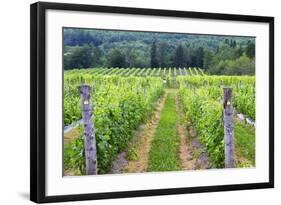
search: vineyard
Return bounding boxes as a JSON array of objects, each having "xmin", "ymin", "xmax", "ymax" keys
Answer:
[
  {"xmin": 65, "ymin": 67, "xmax": 205, "ymax": 77},
  {"xmin": 63, "ymin": 67, "xmax": 255, "ymax": 175}
]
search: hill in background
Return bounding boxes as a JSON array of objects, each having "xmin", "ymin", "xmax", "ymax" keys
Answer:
[{"xmin": 64, "ymin": 28, "xmax": 255, "ymax": 75}]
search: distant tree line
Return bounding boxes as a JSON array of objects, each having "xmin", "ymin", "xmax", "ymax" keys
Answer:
[{"xmin": 64, "ymin": 29, "xmax": 255, "ymax": 75}]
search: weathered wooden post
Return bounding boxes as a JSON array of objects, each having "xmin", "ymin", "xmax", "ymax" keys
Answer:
[
  {"xmin": 223, "ymin": 88, "xmax": 235, "ymax": 168},
  {"xmin": 78, "ymin": 85, "xmax": 97, "ymax": 175},
  {"xmin": 219, "ymin": 80, "xmax": 223, "ymax": 88}
]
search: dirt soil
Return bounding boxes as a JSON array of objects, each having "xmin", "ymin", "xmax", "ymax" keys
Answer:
[
  {"xmin": 111, "ymin": 91, "xmax": 211, "ymax": 174},
  {"xmin": 188, "ymin": 125, "xmax": 211, "ymax": 169},
  {"xmin": 110, "ymin": 93, "xmax": 167, "ymax": 174},
  {"xmin": 64, "ymin": 128, "xmax": 80, "ymax": 145},
  {"xmin": 175, "ymin": 94, "xmax": 211, "ymax": 170},
  {"xmin": 175, "ymin": 95, "xmax": 197, "ymax": 170}
]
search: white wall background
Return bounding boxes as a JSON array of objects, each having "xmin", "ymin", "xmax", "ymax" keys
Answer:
[{"xmin": 0, "ymin": 0, "xmax": 279, "ymax": 204}]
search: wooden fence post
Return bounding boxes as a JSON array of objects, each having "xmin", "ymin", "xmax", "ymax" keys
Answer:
[
  {"xmin": 223, "ymin": 87, "xmax": 235, "ymax": 168},
  {"xmin": 78, "ymin": 85, "xmax": 97, "ymax": 175}
]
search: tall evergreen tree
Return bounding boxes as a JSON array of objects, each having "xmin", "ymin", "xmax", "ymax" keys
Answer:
[
  {"xmin": 235, "ymin": 45, "xmax": 243, "ymax": 58},
  {"xmin": 203, "ymin": 49, "xmax": 214, "ymax": 70},
  {"xmin": 158, "ymin": 42, "xmax": 168, "ymax": 67},
  {"xmin": 174, "ymin": 44, "xmax": 185, "ymax": 67},
  {"xmin": 196, "ymin": 47, "xmax": 204, "ymax": 68},
  {"xmin": 232, "ymin": 40, "xmax": 237, "ymax": 48},
  {"xmin": 184, "ymin": 47, "xmax": 192, "ymax": 67},
  {"xmin": 246, "ymin": 41, "xmax": 255, "ymax": 58},
  {"xmin": 224, "ymin": 38, "xmax": 229, "ymax": 45},
  {"xmin": 150, "ymin": 40, "xmax": 159, "ymax": 67}
]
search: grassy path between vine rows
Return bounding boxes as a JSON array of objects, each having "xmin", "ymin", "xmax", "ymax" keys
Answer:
[
  {"xmin": 234, "ymin": 120, "xmax": 255, "ymax": 167},
  {"xmin": 147, "ymin": 89, "xmax": 211, "ymax": 172},
  {"xmin": 147, "ymin": 90, "xmax": 181, "ymax": 171},
  {"xmin": 110, "ymin": 92, "xmax": 167, "ymax": 173},
  {"xmin": 175, "ymin": 94, "xmax": 200, "ymax": 170}
]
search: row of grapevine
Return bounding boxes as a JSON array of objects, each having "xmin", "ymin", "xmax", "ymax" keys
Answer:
[
  {"xmin": 178, "ymin": 75, "xmax": 255, "ymax": 167},
  {"xmin": 177, "ymin": 76, "xmax": 255, "ymax": 120},
  {"xmin": 64, "ymin": 68, "xmax": 255, "ymax": 173},
  {"xmin": 177, "ymin": 75, "xmax": 255, "ymax": 87},
  {"xmin": 178, "ymin": 87, "xmax": 224, "ymax": 167},
  {"xmin": 65, "ymin": 67, "xmax": 204, "ymax": 78},
  {"xmin": 64, "ymin": 74, "xmax": 164, "ymax": 174}
]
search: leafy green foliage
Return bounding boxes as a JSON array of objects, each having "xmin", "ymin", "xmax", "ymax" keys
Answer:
[
  {"xmin": 126, "ymin": 147, "xmax": 139, "ymax": 161},
  {"xmin": 64, "ymin": 44, "xmax": 94, "ymax": 70},
  {"xmin": 209, "ymin": 54, "xmax": 255, "ymax": 75},
  {"xmin": 150, "ymin": 40, "xmax": 159, "ymax": 67},
  {"xmin": 177, "ymin": 75, "xmax": 255, "ymax": 120},
  {"xmin": 179, "ymin": 88, "xmax": 224, "ymax": 167},
  {"xmin": 107, "ymin": 49, "xmax": 127, "ymax": 68},
  {"xmin": 233, "ymin": 85, "xmax": 255, "ymax": 120},
  {"xmin": 64, "ymin": 126, "xmax": 85, "ymax": 175},
  {"xmin": 64, "ymin": 92, "xmax": 81, "ymax": 125},
  {"xmin": 246, "ymin": 41, "xmax": 255, "ymax": 58},
  {"xmin": 64, "ymin": 74, "xmax": 164, "ymax": 174},
  {"xmin": 234, "ymin": 120, "xmax": 255, "ymax": 167},
  {"xmin": 178, "ymin": 75, "xmax": 256, "ymax": 167},
  {"xmin": 174, "ymin": 44, "xmax": 185, "ymax": 67},
  {"xmin": 64, "ymin": 68, "xmax": 256, "ymax": 174}
]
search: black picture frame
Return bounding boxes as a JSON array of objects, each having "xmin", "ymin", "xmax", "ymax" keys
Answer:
[{"xmin": 30, "ymin": 1, "xmax": 274, "ymax": 203}]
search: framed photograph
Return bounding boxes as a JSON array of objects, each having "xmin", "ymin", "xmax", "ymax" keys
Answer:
[{"xmin": 30, "ymin": 1, "xmax": 274, "ymax": 203}]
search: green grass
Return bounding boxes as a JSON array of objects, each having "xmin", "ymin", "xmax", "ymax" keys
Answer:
[
  {"xmin": 234, "ymin": 119, "xmax": 255, "ymax": 167},
  {"xmin": 148, "ymin": 92, "xmax": 181, "ymax": 171}
]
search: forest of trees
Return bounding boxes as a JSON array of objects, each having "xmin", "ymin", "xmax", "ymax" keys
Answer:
[{"xmin": 64, "ymin": 28, "xmax": 255, "ymax": 75}]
